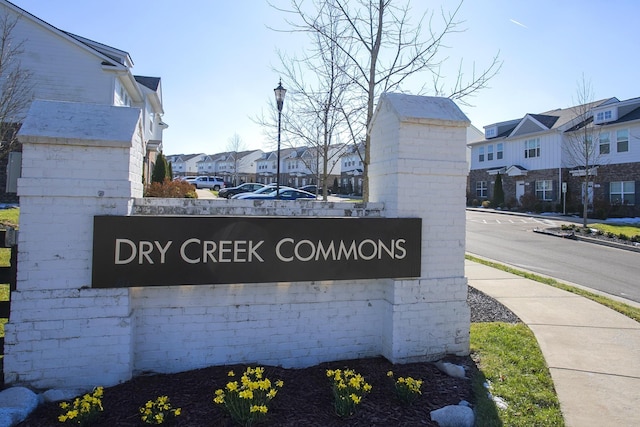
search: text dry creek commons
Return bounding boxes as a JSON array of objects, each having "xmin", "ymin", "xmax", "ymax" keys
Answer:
[{"xmin": 114, "ymin": 238, "xmax": 409, "ymax": 265}]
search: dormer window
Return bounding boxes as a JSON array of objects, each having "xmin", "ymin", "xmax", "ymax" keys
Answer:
[
  {"xmin": 594, "ymin": 108, "xmax": 617, "ymax": 124},
  {"xmin": 485, "ymin": 126, "xmax": 497, "ymax": 138}
]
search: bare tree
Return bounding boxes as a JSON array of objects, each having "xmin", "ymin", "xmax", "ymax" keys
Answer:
[
  {"xmin": 226, "ymin": 133, "xmax": 246, "ymax": 186},
  {"xmin": 563, "ymin": 76, "xmax": 606, "ymax": 227},
  {"xmin": 271, "ymin": 0, "xmax": 501, "ymax": 200},
  {"xmin": 0, "ymin": 13, "xmax": 33, "ymax": 159},
  {"xmin": 271, "ymin": 0, "xmax": 356, "ymax": 200}
]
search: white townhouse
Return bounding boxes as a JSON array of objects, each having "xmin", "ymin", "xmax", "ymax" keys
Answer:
[
  {"xmin": 282, "ymin": 147, "xmax": 311, "ymax": 188},
  {"xmin": 196, "ymin": 154, "xmax": 219, "ymax": 176},
  {"xmin": 231, "ymin": 150, "xmax": 263, "ymax": 185},
  {"xmin": 0, "ymin": 0, "xmax": 167, "ymax": 193},
  {"xmin": 255, "ymin": 146, "xmax": 342, "ymax": 189},
  {"xmin": 339, "ymin": 143, "xmax": 365, "ymax": 195},
  {"xmin": 297, "ymin": 144, "xmax": 344, "ymax": 189},
  {"xmin": 167, "ymin": 153, "xmax": 205, "ymax": 177},
  {"xmin": 468, "ymin": 96, "xmax": 640, "ymax": 217},
  {"xmin": 197, "ymin": 150, "xmax": 262, "ymax": 185},
  {"xmin": 255, "ymin": 148, "xmax": 296, "ymax": 185}
]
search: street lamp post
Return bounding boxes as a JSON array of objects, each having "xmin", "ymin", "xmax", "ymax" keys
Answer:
[{"xmin": 274, "ymin": 80, "xmax": 286, "ymax": 199}]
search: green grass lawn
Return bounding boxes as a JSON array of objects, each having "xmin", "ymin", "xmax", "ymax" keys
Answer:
[
  {"xmin": 471, "ymin": 323, "xmax": 564, "ymax": 426},
  {"xmin": 590, "ymin": 223, "xmax": 640, "ymax": 239},
  {"xmin": 0, "ymin": 207, "xmax": 19, "ymax": 229}
]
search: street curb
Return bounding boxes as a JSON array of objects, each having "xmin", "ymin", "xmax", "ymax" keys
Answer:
[
  {"xmin": 532, "ymin": 228, "xmax": 640, "ymax": 253},
  {"xmin": 467, "ymin": 207, "xmax": 640, "ymax": 253}
]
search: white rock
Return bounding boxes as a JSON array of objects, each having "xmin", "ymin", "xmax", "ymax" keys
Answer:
[
  {"xmin": 435, "ymin": 360, "xmax": 467, "ymax": 379},
  {"xmin": 0, "ymin": 387, "xmax": 39, "ymax": 426},
  {"xmin": 430, "ymin": 404, "xmax": 475, "ymax": 427},
  {"xmin": 492, "ymin": 395, "xmax": 509, "ymax": 410}
]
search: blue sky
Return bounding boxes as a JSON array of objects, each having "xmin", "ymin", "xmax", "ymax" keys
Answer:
[{"xmin": 10, "ymin": 0, "xmax": 640, "ymax": 156}]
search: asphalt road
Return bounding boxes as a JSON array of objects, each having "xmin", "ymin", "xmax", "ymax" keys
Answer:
[{"xmin": 466, "ymin": 210, "xmax": 640, "ymax": 303}]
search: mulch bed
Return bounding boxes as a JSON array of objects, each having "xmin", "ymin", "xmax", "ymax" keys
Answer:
[{"xmin": 17, "ymin": 355, "xmax": 475, "ymax": 426}]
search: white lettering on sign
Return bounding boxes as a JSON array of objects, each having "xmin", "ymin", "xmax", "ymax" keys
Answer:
[
  {"xmin": 115, "ymin": 239, "xmax": 173, "ymax": 264},
  {"xmin": 179, "ymin": 239, "xmax": 265, "ymax": 264},
  {"xmin": 275, "ymin": 238, "xmax": 407, "ymax": 262}
]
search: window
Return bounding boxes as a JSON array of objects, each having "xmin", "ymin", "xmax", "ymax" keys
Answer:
[
  {"xmin": 478, "ymin": 147, "xmax": 485, "ymax": 162},
  {"xmin": 599, "ymin": 132, "xmax": 610, "ymax": 154},
  {"xmin": 596, "ymin": 110, "xmax": 612, "ymax": 122},
  {"xmin": 616, "ymin": 129, "xmax": 629, "ymax": 152},
  {"xmin": 524, "ymin": 138, "xmax": 540, "ymax": 158},
  {"xmin": 610, "ymin": 181, "xmax": 635, "ymax": 205},
  {"xmin": 485, "ymin": 127, "xmax": 497, "ymax": 138},
  {"xmin": 497, "ymin": 143, "xmax": 503, "ymax": 160},
  {"xmin": 476, "ymin": 181, "xmax": 487, "ymax": 198},
  {"xmin": 487, "ymin": 145, "xmax": 494, "ymax": 161},
  {"xmin": 535, "ymin": 180, "xmax": 553, "ymax": 201}
]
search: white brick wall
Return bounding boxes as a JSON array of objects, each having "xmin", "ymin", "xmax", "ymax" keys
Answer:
[
  {"xmin": 130, "ymin": 280, "xmax": 386, "ymax": 373},
  {"xmin": 370, "ymin": 94, "xmax": 471, "ymax": 361},
  {"xmin": 4, "ymin": 101, "xmax": 143, "ymax": 389},
  {"xmin": 5, "ymin": 95, "xmax": 471, "ymax": 390}
]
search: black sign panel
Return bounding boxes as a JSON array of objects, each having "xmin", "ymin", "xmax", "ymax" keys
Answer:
[{"xmin": 92, "ymin": 216, "xmax": 422, "ymax": 288}]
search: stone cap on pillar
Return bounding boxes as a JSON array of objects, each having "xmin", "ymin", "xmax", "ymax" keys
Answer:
[
  {"xmin": 18, "ymin": 100, "xmax": 142, "ymax": 147},
  {"xmin": 370, "ymin": 93, "xmax": 470, "ymax": 130}
]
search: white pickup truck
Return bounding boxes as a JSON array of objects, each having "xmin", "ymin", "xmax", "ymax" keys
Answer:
[{"xmin": 186, "ymin": 176, "xmax": 225, "ymax": 190}]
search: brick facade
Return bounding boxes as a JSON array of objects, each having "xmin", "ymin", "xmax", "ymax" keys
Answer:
[{"xmin": 469, "ymin": 163, "xmax": 640, "ymax": 217}]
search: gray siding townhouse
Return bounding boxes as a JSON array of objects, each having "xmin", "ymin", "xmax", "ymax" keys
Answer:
[
  {"xmin": 468, "ymin": 96, "xmax": 640, "ymax": 217},
  {"xmin": 0, "ymin": 0, "xmax": 167, "ymax": 201}
]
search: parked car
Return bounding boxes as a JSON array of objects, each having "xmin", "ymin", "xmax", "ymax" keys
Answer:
[
  {"xmin": 232, "ymin": 184, "xmax": 283, "ymax": 199},
  {"xmin": 298, "ymin": 184, "xmax": 331, "ymax": 196},
  {"xmin": 192, "ymin": 176, "xmax": 225, "ymax": 190},
  {"xmin": 218, "ymin": 182, "xmax": 265, "ymax": 198},
  {"xmin": 239, "ymin": 188, "xmax": 317, "ymax": 200}
]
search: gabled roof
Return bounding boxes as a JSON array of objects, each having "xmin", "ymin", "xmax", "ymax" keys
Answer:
[
  {"xmin": 617, "ymin": 106, "xmax": 640, "ymax": 123},
  {"xmin": 64, "ymin": 32, "xmax": 132, "ymax": 68},
  {"xmin": 473, "ymin": 99, "xmax": 616, "ymax": 146},
  {"xmin": 171, "ymin": 153, "xmax": 204, "ymax": 162},
  {"xmin": 135, "ymin": 76, "xmax": 160, "ymax": 91},
  {"xmin": 529, "ymin": 114, "xmax": 559, "ymax": 129},
  {"xmin": 2, "ymin": 0, "xmax": 146, "ymax": 103},
  {"xmin": 3, "ymin": 1, "xmax": 130, "ymax": 69}
]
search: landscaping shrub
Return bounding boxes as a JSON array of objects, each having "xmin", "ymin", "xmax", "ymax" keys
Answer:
[{"xmin": 144, "ymin": 179, "xmax": 197, "ymax": 198}]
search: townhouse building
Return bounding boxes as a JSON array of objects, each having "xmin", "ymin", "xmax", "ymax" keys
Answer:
[
  {"xmin": 339, "ymin": 143, "xmax": 364, "ymax": 195},
  {"xmin": 0, "ymin": 1, "xmax": 167, "ymax": 200},
  {"xmin": 167, "ymin": 153, "xmax": 205, "ymax": 177},
  {"xmin": 255, "ymin": 148, "xmax": 295, "ymax": 185},
  {"xmin": 195, "ymin": 150, "xmax": 263, "ymax": 185},
  {"xmin": 468, "ymin": 96, "xmax": 640, "ymax": 217}
]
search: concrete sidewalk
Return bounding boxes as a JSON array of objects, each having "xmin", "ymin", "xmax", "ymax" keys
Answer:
[{"xmin": 466, "ymin": 259, "xmax": 640, "ymax": 426}]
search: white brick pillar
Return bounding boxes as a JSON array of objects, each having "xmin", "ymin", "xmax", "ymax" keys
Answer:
[
  {"xmin": 368, "ymin": 93, "xmax": 470, "ymax": 362},
  {"xmin": 4, "ymin": 100, "xmax": 144, "ymax": 389}
]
